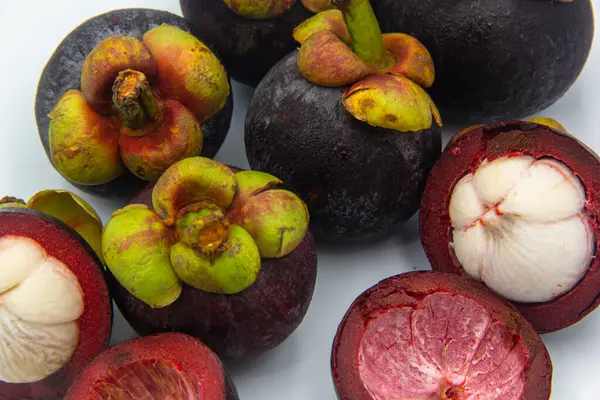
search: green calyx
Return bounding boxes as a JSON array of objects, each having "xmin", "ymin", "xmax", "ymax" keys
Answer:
[
  {"xmin": 294, "ymin": 0, "xmax": 440, "ymax": 132},
  {"xmin": 102, "ymin": 157, "xmax": 310, "ymax": 307}
]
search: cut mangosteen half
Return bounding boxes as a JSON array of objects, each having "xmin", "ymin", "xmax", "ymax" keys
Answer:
[
  {"xmin": 103, "ymin": 157, "xmax": 318, "ymax": 358},
  {"xmin": 421, "ymin": 120, "xmax": 600, "ymax": 333},
  {"xmin": 35, "ymin": 8, "xmax": 234, "ymax": 198},
  {"xmin": 65, "ymin": 332, "xmax": 238, "ymax": 399},
  {"xmin": 332, "ymin": 271, "xmax": 552, "ymax": 400},
  {"xmin": 245, "ymin": 0, "xmax": 442, "ymax": 242},
  {"xmin": 0, "ymin": 192, "xmax": 111, "ymax": 399}
]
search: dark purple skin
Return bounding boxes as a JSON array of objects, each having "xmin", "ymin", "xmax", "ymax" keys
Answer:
[
  {"xmin": 371, "ymin": 0, "xmax": 594, "ymax": 123},
  {"xmin": 35, "ymin": 9, "xmax": 233, "ymax": 199},
  {"xmin": 179, "ymin": 0, "xmax": 312, "ymax": 87},
  {"xmin": 108, "ymin": 181, "xmax": 319, "ymax": 360},
  {"xmin": 245, "ymin": 53, "xmax": 442, "ymax": 243}
]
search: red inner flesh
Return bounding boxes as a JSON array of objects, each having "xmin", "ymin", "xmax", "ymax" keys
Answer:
[
  {"xmin": 359, "ymin": 293, "xmax": 527, "ymax": 400},
  {"xmin": 90, "ymin": 359, "xmax": 201, "ymax": 400},
  {"xmin": 65, "ymin": 333, "xmax": 227, "ymax": 400},
  {"xmin": 0, "ymin": 210, "xmax": 111, "ymax": 399},
  {"xmin": 420, "ymin": 122, "xmax": 600, "ymax": 333}
]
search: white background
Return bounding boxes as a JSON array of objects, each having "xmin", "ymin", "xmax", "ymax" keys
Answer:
[{"xmin": 1, "ymin": 0, "xmax": 599, "ymax": 399}]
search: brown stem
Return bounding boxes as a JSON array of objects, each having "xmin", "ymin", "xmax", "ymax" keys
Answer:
[{"xmin": 112, "ymin": 69, "xmax": 158, "ymax": 130}]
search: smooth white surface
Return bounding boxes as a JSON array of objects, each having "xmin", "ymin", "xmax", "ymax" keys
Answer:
[{"xmin": 0, "ymin": 0, "xmax": 599, "ymax": 398}]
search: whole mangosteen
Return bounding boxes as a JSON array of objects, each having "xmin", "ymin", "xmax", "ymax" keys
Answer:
[
  {"xmin": 65, "ymin": 333, "xmax": 238, "ymax": 399},
  {"xmin": 102, "ymin": 157, "xmax": 318, "ymax": 359},
  {"xmin": 180, "ymin": 0, "xmax": 335, "ymax": 87},
  {"xmin": 35, "ymin": 9, "xmax": 234, "ymax": 199},
  {"xmin": 370, "ymin": 0, "xmax": 594, "ymax": 123},
  {"xmin": 332, "ymin": 271, "xmax": 552, "ymax": 400},
  {"xmin": 421, "ymin": 119, "xmax": 600, "ymax": 333},
  {"xmin": 0, "ymin": 191, "xmax": 111, "ymax": 399},
  {"xmin": 245, "ymin": 0, "xmax": 442, "ymax": 242}
]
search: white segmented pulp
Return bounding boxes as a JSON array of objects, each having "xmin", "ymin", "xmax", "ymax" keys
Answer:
[
  {"xmin": 449, "ymin": 156, "xmax": 594, "ymax": 303},
  {"xmin": 0, "ymin": 236, "xmax": 83, "ymax": 383}
]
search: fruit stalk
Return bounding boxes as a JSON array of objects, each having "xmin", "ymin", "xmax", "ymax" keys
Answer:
[
  {"xmin": 112, "ymin": 69, "xmax": 158, "ymax": 130},
  {"xmin": 331, "ymin": 0, "xmax": 391, "ymax": 69}
]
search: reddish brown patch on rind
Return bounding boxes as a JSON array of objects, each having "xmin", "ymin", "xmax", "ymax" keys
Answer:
[
  {"xmin": 81, "ymin": 36, "xmax": 156, "ymax": 114},
  {"xmin": 420, "ymin": 121, "xmax": 600, "ymax": 333},
  {"xmin": 65, "ymin": 333, "xmax": 237, "ymax": 400},
  {"xmin": 0, "ymin": 209, "xmax": 111, "ymax": 400},
  {"xmin": 297, "ymin": 31, "xmax": 372, "ymax": 87},
  {"xmin": 331, "ymin": 271, "xmax": 552, "ymax": 400}
]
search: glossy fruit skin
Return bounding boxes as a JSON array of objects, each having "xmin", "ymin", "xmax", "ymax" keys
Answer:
[
  {"xmin": 245, "ymin": 53, "xmax": 442, "ymax": 243},
  {"xmin": 180, "ymin": 0, "xmax": 312, "ymax": 87},
  {"xmin": 420, "ymin": 121, "xmax": 600, "ymax": 333},
  {"xmin": 65, "ymin": 333, "xmax": 238, "ymax": 400},
  {"xmin": 0, "ymin": 208, "xmax": 112, "ymax": 400},
  {"xmin": 332, "ymin": 271, "xmax": 552, "ymax": 400},
  {"xmin": 371, "ymin": 0, "xmax": 594, "ymax": 123},
  {"xmin": 108, "ymin": 175, "xmax": 318, "ymax": 359},
  {"xmin": 35, "ymin": 9, "xmax": 233, "ymax": 199}
]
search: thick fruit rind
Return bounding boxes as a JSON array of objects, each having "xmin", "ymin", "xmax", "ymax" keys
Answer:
[
  {"xmin": 65, "ymin": 333, "xmax": 238, "ymax": 400},
  {"xmin": 0, "ymin": 208, "xmax": 111, "ymax": 400},
  {"xmin": 331, "ymin": 271, "xmax": 552, "ymax": 400},
  {"xmin": 35, "ymin": 8, "xmax": 233, "ymax": 198},
  {"xmin": 420, "ymin": 121, "xmax": 600, "ymax": 333}
]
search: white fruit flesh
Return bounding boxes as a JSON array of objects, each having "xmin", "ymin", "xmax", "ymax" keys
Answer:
[
  {"xmin": 0, "ymin": 236, "xmax": 84, "ymax": 383},
  {"xmin": 358, "ymin": 293, "xmax": 527, "ymax": 400},
  {"xmin": 449, "ymin": 156, "xmax": 594, "ymax": 303}
]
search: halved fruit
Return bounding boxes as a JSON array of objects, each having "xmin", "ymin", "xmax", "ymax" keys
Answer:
[
  {"xmin": 332, "ymin": 271, "xmax": 552, "ymax": 400},
  {"xmin": 0, "ymin": 207, "xmax": 111, "ymax": 399},
  {"xmin": 65, "ymin": 333, "xmax": 238, "ymax": 399}
]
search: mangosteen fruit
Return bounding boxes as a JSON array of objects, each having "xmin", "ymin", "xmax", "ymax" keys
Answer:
[
  {"xmin": 0, "ymin": 191, "xmax": 111, "ymax": 399},
  {"xmin": 180, "ymin": 0, "xmax": 335, "ymax": 87},
  {"xmin": 420, "ymin": 119, "xmax": 600, "ymax": 333},
  {"xmin": 370, "ymin": 0, "xmax": 594, "ymax": 123},
  {"xmin": 65, "ymin": 333, "xmax": 238, "ymax": 399},
  {"xmin": 35, "ymin": 9, "xmax": 233, "ymax": 199},
  {"xmin": 102, "ymin": 157, "xmax": 318, "ymax": 359},
  {"xmin": 332, "ymin": 271, "xmax": 552, "ymax": 400},
  {"xmin": 245, "ymin": 0, "xmax": 442, "ymax": 242}
]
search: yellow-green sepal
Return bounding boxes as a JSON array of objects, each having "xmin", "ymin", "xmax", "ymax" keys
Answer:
[
  {"xmin": 102, "ymin": 204, "xmax": 181, "ymax": 308},
  {"xmin": 27, "ymin": 190, "xmax": 104, "ymax": 263},
  {"xmin": 170, "ymin": 225, "xmax": 261, "ymax": 294},
  {"xmin": 230, "ymin": 189, "xmax": 309, "ymax": 258}
]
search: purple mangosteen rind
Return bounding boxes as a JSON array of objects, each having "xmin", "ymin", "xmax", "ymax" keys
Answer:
[
  {"xmin": 331, "ymin": 271, "xmax": 552, "ymax": 400},
  {"xmin": 0, "ymin": 207, "xmax": 112, "ymax": 400},
  {"xmin": 35, "ymin": 8, "xmax": 233, "ymax": 199},
  {"xmin": 180, "ymin": 0, "xmax": 313, "ymax": 87},
  {"xmin": 245, "ymin": 52, "xmax": 442, "ymax": 242},
  {"xmin": 420, "ymin": 120, "xmax": 600, "ymax": 333},
  {"xmin": 106, "ymin": 164, "xmax": 318, "ymax": 359}
]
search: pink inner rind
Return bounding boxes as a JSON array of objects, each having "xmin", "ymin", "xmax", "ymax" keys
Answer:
[
  {"xmin": 358, "ymin": 293, "xmax": 527, "ymax": 400},
  {"xmin": 90, "ymin": 359, "xmax": 202, "ymax": 400}
]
